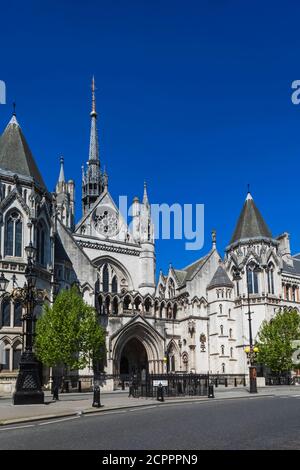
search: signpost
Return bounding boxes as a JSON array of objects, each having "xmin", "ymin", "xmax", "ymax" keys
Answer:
[{"xmin": 153, "ymin": 380, "xmax": 168, "ymax": 387}]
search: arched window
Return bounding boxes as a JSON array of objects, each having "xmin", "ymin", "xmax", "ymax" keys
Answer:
[
  {"xmin": 221, "ymin": 345, "xmax": 225, "ymax": 355},
  {"xmin": 228, "ymin": 308, "xmax": 231, "ymax": 318},
  {"xmin": 229, "ymin": 328, "xmax": 233, "ymax": 339},
  {"xmin": 230, "ymin": 347, "xmax": 233, "ymax": 358},
  {"xmin": 173, "ymin": 303, "xmax": 178, "ymax": 320},
  {"xmin": 105, "ymin": 296, "xmax": 110, "ymax": 314},
  {"xmin": 103, "ymin": 264, "xmax": 109, "ymax": 293},
  {"xmin": 219, "ymin": 304, "xmax": 223, "ymax": 314},
  {"xmin": 13, "ymin": 302, "xmax": 22, "ymax": 327},
  {"xmin": 222, "ymin": 363, "xmax": 225, "ymax": 373},
  {"xmin": 112, "ymin": 297, "xmax": 118, "ymax": 315},
  {"xmin": 182, "ymin": 352, "xmax": 189, "ymax": 372},
  {"xmin": 37, "ymin": 221, "xmax": 47, "ymax": 266},
  {"xmin": 2, "ymin": 344, "xmax": 10, "ymax": 370},
  {"xmin": 98, "ymin": 296, "xmax": 103, "ymax": 315},
  {"xmin": 247, "ymin": 262, "xmax": 259, "ymax": 294},
  {"xmin": 5, "ymin": 211, "xmax": 22, "ymax": 257},
  {"xmin": 1, "ymin": 300, "xmax": 10, "ymax": 327},
  {"xmin": 134, "ymin": 297, "xmax": 142, "ymax": 312},
  {"xmin": 220, "ymin": 325, "xmax": 224, "ymax": 335},
  {"xmin": 159, "ymin": 284, "xmax": 164, "ymax": 298},
  {"xmin": 111, "ymin": 275, "xmax": 118, "ymax": 294},
  {"xmin": 145, "ymin": 298, "xmax": 151, "ymax": 314},
  {"xmin": 267, "ymin": 263, "xmax": 275, "ymax": 295},
  {"xmin": 167, "ymin": 344, "xmax": 176, "ymax": 372},
  {"xmin": 159, "ymin": 303, "xmax": 164, "ymax": 318},
  {"xmin": 168, "ymin": 279, "xmax": 175, "ymax": 298},
  {"xmin": 232, "ymin": 267, "xmax": 240, "ymax": 296},
  {"xmin": 13, "ymin": 341, "xmax": 22, "ymax": 370},
  {"xmin": 123, "ymin": 295, "xmax": 131, "ymax": 311}
]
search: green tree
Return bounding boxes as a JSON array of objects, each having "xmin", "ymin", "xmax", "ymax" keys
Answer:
[
  {"xmin": 256, "ymin": 308, "xmax": 300, "ymax": 374},
  {"xmin": 35, "ymin": 286, "xmax": 105, "ymax": 371}
]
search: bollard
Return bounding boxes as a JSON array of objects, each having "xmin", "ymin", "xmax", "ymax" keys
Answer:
[
  {"xmin": 52, "ymin": 381, "xmax": 59, "ymax": 401},
  {"xmin": 234, "ymin": 378, "xmax": 237, "ymax": 387},
  {"xmin": 208, "ymin": 384, "xmax": 214, "ymax": 398},
  {"xmin": 78, "ymin": 380, "xmax": 82, "ymax": 393},
  {"xmin": 225, "ymin": 378, "xmax": 228, "ymax": 387},
  {"xmin": 92, "ymin": 385, "xmax": 101, "ymax": 407},
  {"xmin": 64, "ymin": 380, "xmax": 69, "ymax": 393}
]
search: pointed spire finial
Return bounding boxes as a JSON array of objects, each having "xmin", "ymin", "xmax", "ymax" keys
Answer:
[
  {"xmin": 143, "ymin": 181, "xmax": 149, "ymax": 205},
  {"xmin": 247, "ymin": 183, "xmax": 250, "ymax": 194},
  {"xmin": 103, "ymin": 165, "xmax": 108, "ymax": 189},
  {"xmin": 91, "ymin": 76, "xmax": 97, "ymax": 118},
  {"xmin": 13, "ymin": 102, "xmax": 16, "ymax": 116},
  {"xmin": 212, "ymin": 229, "xmax": 216, "ymax": 249},
  {"xmin": 58, "ymin": 156, "xmax": 65, "ymax": 183}
]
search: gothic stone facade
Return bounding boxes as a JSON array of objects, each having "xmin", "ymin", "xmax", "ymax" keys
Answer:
[{"xmin": 0, "ymin": 86, "xmax": 299, "ymax": 392}]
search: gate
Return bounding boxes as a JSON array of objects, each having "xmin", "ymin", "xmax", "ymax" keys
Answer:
[{"xmin": 134, "ymin": 373, "xmax": 209, "ymax": 398}]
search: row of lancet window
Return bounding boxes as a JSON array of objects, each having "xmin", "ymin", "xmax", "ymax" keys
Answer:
[
  {"xmin": 232, "ymin": 262, "xmax": 275, "ymax": 296},
  {"xmin": 0, "ymin": 339, "xmax": 22, "ymax": 371},
  {"xmin": 220, "ymin": 345, "xmax": 234, "ymax": 358},
  {"xmin": 282, "ymin": 283, "xmax": 300, "ymax": 302},
  {"xmin": 99, "ymin": 295, "xmax": 178, "ymax": 319},
  {"xmin": 3, "ymin": 210, "xmax": 48, "ymax": 266},
  {"xmin": 0, "ymin": 300, "xmax": 22, "ymax": 328},
  {"xmin": 1, "ymin": 185, "xmax": 28, "ymax": 203},
  {"xmin": 220, "ymin": 325, "xmax": 233, "ymax": 338}
]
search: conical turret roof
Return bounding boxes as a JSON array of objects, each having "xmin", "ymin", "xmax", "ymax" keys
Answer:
[
  {"xmin": 207, "ymin": 265, "xmax": 233, "ymax": 290},
  {"xmin": 0, "ymin": 115, "xmax": 46, "ymax": 189},
  {"xmin": 230, "ymin": 193, "xmax": 272, "ymax": 245}
]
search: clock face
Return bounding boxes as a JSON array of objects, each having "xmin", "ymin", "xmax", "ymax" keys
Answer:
[{"xmin": 93, "ymin": 206, "xmax": 119, "ymax": 237}]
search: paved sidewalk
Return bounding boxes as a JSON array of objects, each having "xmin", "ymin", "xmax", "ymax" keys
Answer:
[{"xmin": 0, "ymin": 386, "xmax": 299, "ymax": 426}]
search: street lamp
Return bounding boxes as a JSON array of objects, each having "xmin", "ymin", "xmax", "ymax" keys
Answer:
[
  {"xmin": 233, "ymin": 266, "xmax": 258, "ymax": 394},
  {"xmin": 11, "ymin": 243, "xmax": 47, "ymax": 405},
  {"xmin": 0, "ymin": 272, "xmax": 9, "ymax": 293}
]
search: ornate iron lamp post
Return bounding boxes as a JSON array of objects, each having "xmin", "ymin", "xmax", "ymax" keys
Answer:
[
  {"xmin": 233, "ymin": 266, "xmax": 258, "ymax": 394},
  {"xmin": 11, "ymin": 242, "xmax": 47, "ymax": 405}
]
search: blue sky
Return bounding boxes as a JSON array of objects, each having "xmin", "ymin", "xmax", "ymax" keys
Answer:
[{"xmin": 1, "ymin": 1, "xmax": 300, "ymax": 273}]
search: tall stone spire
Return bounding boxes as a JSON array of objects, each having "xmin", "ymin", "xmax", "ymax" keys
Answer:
[
  {"xmin": 82, "ymin": 77, "xmax": 103, "ymax": 215},
  {"xmin": 88, "ymin": 76, "xmax": 100, "ymax": 167},
  {"xmin": 58, "ymin": 156, "xmax": 65, "ymax": 183},
  {"xmin": 143, "ymin": 181, "xmax": 149, "ymax": 207}
]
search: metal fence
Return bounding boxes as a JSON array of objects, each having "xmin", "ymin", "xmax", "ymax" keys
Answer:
[
  {"xmin": 131, "ymin": 374, "xmax": 209, "ymax": 398},
  {"xmin": 209, "ymin": 374, "xmax": 246, "ymax": 388},
  {"xmin": 47, "ymin": 372, "xmax": 247, "ymax": 394},
  {"xmin": 265, "ymin": 376, "xmax": 292, "ymax": 386}
]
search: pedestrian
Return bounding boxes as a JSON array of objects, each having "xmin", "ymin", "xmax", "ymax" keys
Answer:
[
  {"xmin": 52, "ymin": 376, "xmax": 60, "ymax": 401},
  {"xmin": 128, "ymin": 383, "xmax": 135, "ymax": 397}
]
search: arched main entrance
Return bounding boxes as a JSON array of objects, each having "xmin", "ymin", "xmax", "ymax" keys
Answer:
[
  {"xmin": 119, "ymin": 338, "xmax": 148, "ymax": 375},
  {"xmin": 111, "ymin": 318, "xmax": 165, "ymax": 376}
]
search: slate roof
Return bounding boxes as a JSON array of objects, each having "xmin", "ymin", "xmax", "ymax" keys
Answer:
[
  {"xmin": 207, "ymin": 265, "xmax": 233, "ymax": 290},
  {"xmin": 172, "ymin": 254, "xmax": 211, "ymax": 287},
  {"xmin": 55, "ymin": 235, "xmax": 72, "ymax": 264},
  {"xmin": 183, "ymin": 254, "xmax": 210, "ymax": 281},
  {"xmin": 173, "ymin": 269, "xmax": 187, "ymax": 286},
  {"xmin": 0, "ymin": 116, "xmax": 46, "ymax": 190},
  {"xmin": 282, "ymin": 258, "xmax": 300, "ymax": 276},
  {"xmin": 230, "ymin": 193, "xmax": 272, "ymax": 245}
]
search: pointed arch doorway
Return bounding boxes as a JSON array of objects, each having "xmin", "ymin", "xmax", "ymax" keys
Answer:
[{"xmin": 119, "ymin": 338, "xmax": 148, "ymax": 376}]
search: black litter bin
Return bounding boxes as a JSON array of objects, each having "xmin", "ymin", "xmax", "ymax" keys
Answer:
[
  {"xmin": 92, "ymin": 385, "xmax": 101, "ymax": 407},
  {"xmin": 157, "ymin": 383, "xmax": 164, "ymax": 402},
  {"xmin": 208, "ymin": 384, "xmax": 214, "ymax": 398}
]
